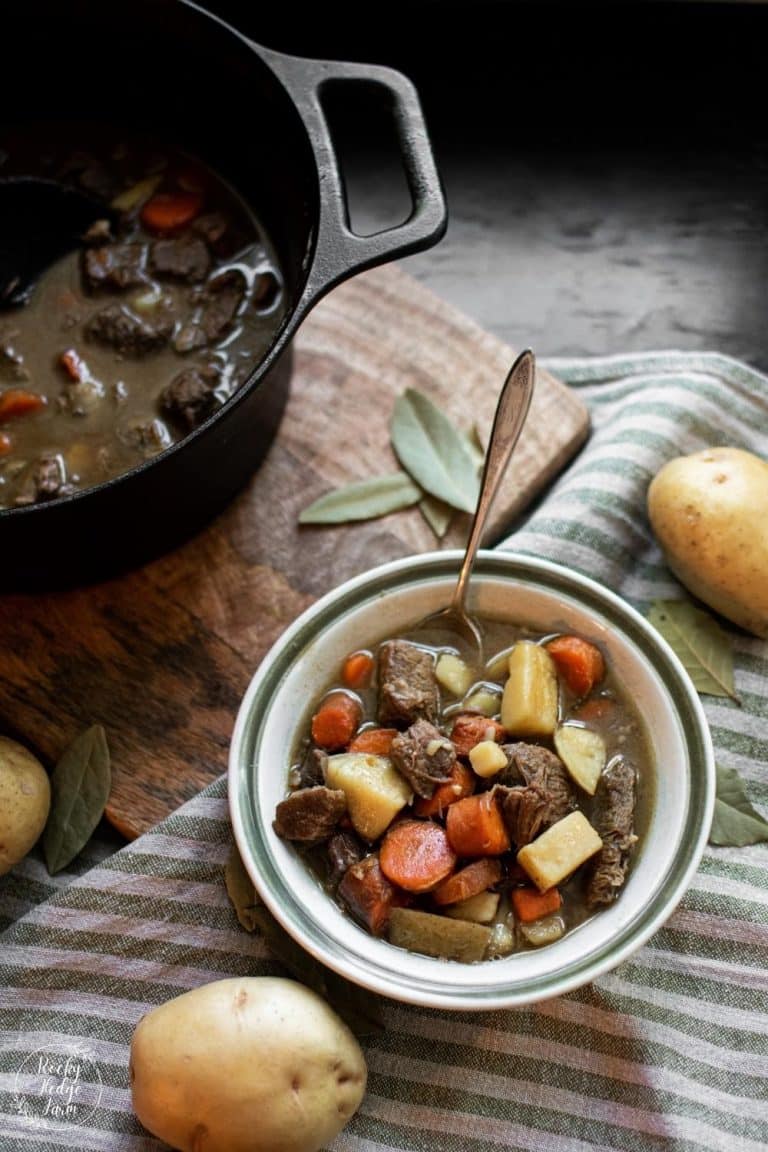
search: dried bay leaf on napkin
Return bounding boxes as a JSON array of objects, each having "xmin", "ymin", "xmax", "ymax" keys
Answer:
[
  {"xmin": 648, "ymin": 600, "xmax": 738, "ymax": 700},
  {"xmin": 43, "ymin": 723, "xmax": 111, "ymax": 874},
  {"xmin": 224, "ymin": 845, "xmax": 384, "ymax": 1036},
  {"xmin": 710, "ymin": 764, "xmax": 768, "ymax": 846}
]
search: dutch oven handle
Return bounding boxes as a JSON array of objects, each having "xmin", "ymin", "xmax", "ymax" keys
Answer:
[{"xmin": 255, "ymin": 44, "xmax": 448, "ymax": 306}]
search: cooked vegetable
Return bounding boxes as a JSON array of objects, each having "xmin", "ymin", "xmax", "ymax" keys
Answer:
[
  {"xmin": 545, "ymin": 635, "xmax": 605, "ymax": 697},
  {"xmin": 129, "ymin": 977, "xmax": 367, "ymax": 1152},
  {"xmin": 501, "ymin": 641, "xmax": 558, "ymax": 737},
  {"xmin": 463, "ymin": 688, "xmax": 502, "ymax": 716},
  {"xmin": 432, "ymin": 857, "xmax": 502, "ymax": 906},
  {"xmin": 485, "ymin": 921, "xmax": 516, "ymax": 957},
  {"xmin": 0, "ymin": 388, "xmax": 46, "ymax": 423},
  {"xmin": 0, "ymin": 735, "xmax": 51, "ymax": 875},
  {"xmin": 444, "ymin": 890, "xmax": 500, "ymax": 923},
  {"xmin": 519, "ymin": 915, "xmax": 566, "ymax": 947},
  {"xmin": 554, "ymin": 723, "xmax": 606, "ymax": 795},
  {"xmin": 140, "ymin": 189, "xmax": 203, "ymax": 233},
  {"xmin": 411, "ymin": 760, "xmax": 475, "ymax": 818},
  {"xmin": 647, "ymin": 446, "xmax": 768, "ymax": 639},
  {"xmin": 435, "ymin": 652, "xmax": 473, "ymax": 696},
  {"xmin": 341, "ymin": 651, "xmax": 375, "ymax": 690},
  {"xmin": 111, "ymin": 173, "xmax": 163, "ymax": 212},
  {"xmin": 311, "ymin": 692, "xmax": 362, "ymax": 751},
  {"xmin": 517, "ymin": 810, "xmax": 603, "ymax": 891},
  {"xmin": 511, "ymin": 885, "xmax": 562, "ymax": 923},
  {"xmin": 348, "ymin": 727, "xmax": 397, "ymax": 756},
  {"xmin": 469, "ymin": 738, "xmax": 508, "ymax": 778},
  {"xmin": 379, "ymin": 819, "xmax": 456, "ymax": 893},
  {"xmin": 0, "ymin": 432, "xmax": 11, "ymax": 454},
  {"xmin": 446, "ymin": 791, "xmax": 511, "ymax": 857},
  {"xmin": 450, "ymin": 713, "xmax": 505, "ymax": 756},
  {"xmin": 388, "ymin": 906, "xmax": 492, "ymax": 962},
  {"xmin": 338, "ymin": 853, "xmax": 399, "ymax": 935},
  {"xmin": 324, "ymin": 752, "xmax": 411, "ymax": 841}
]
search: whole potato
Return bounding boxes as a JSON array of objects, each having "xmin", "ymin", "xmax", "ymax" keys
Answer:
[
  {"xmin": 647, "ymin": 446, "xmax": 768, "ymax": 637},
  {"xmin": 0, "ymin": 735, "xmax": 51, "ymax": 876},
  {"xmin": 130, "ymin": 976, "xmax": 367, "ymax": 1152}
]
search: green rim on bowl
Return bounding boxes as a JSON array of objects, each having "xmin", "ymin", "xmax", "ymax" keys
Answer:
[{"xmin": 229, "ymin": 551, "xmax": 714, "ymax": 1010}]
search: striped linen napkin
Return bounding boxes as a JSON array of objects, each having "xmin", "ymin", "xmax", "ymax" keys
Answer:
[{"xmin": 1, "ymin": 351, "xmax": 766, "ymax": 1151}]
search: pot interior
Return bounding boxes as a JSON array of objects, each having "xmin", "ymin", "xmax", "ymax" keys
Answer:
[{"xmin": 5, "ymin": 0, "xmax": 318, "ymax": 315}]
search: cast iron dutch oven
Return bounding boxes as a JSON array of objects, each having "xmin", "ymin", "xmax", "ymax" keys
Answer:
[{"xmin": 1, "ymin": 0, "xmax": 446, "ymax": 588}]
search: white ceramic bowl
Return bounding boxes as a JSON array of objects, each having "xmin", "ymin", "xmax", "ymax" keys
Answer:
[{"xmin": 229, "ymin": 551, "xmax": 714, "ymax": 1010}]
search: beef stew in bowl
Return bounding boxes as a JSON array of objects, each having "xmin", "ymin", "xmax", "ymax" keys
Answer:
[
  {"xmin": 276, "ymin": 620, "xmax": 651, "ymax": 964},
  {"xmin": 0, "ymin": 130, "xmax": 285, "ymax": 508},
  {"xmin": 230, "ymin": 551, "xmax": 714, "ymax": 1010}
]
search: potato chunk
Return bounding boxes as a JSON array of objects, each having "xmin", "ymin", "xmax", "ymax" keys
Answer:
[
  {"xmin": 388, "ymin": 907, "xmax": 492, "ymax": 962},
  {"xmin": 324, "ymin": 753, "xmax": 411, "ymax": 842},
  {"xmin": 469, "ymin": 739, "xmax": 507, "ymax": 779},
  {"xmin": 517, "ymin": 810, "xmax": 603, "ymax": 891},
  {"xmin": 436, "ymin": 653, "xmax": 473, "ymax": 697},
  {"xmin": 444, "ymin": 890, "xmax": 500, "ymax": 924},
  {"xmin": 554, "ymin": 724, "xmax": 606, "ymax": 795},
  {"xmin": 501, "ymin": 641, "xmax": 558, "ymax": 737}
]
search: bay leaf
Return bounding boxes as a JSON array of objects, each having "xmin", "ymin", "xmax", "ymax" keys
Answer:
[
  {"xmin": 709, "ymin": 764, "xmax": 768, "ymax": 846},
  {"xmin": 419, "ymin": 493, "xmax": 454, "ymax": 538},
  {"xmin": 391, "ymin": 389, "xmax": 480, "ymax": 513},
  {"xmin": 299, "ymin": 472, "xmax": 421, "ymax": 524},
  {"xmin": 43, "ymin": 724, "xmax": 110, "ymax": 875},
  {"xmin": 224, "ymin": 844, "xmax": 262, "ymax": 932},
  {"xmin": 465, "ymin": 424, "xmax": 486, "ymax": 471},
  {"xmin": 647, "ymin": 600, "xmax": 738, "ymax": 701}
]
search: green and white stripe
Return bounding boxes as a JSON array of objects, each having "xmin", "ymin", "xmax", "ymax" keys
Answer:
[{"xmin": 1, "ymin": 352, "xmax": 766, "ymax": 1150}]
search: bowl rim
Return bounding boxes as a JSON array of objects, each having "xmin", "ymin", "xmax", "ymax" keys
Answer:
[{"xmin": 229, "ymin": 550, "xmax": 715, "ymax": 1010}]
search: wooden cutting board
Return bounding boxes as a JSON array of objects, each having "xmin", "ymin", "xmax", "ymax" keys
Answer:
[{"xmin": 0, "ymin": 264, "xmax": 589, "ymax": 839}]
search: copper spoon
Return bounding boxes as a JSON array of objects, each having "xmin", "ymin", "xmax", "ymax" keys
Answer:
[{"xmin": 418, "ymin": 347, "xmax": 536, "ymax": 657}]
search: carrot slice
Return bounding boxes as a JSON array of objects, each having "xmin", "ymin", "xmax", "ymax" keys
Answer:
[
  {"xmin": 0, "ymin": 389, "xmax": 46, "ymax": 424},
  {"xmin": 348, "ymin": 727, "xmax": 397, "ymax": 756},
  {"xmin": 446, "ymin": 791, "xmax": 511, "ymax": 857},
  {"xmin": 310, "ymin": 692, "xmax": 361, "ymax": 751},
  {"xmin": 511, "ymin": 886, "xmax": 562, "ymax": 923},
  {"xmin": 432, "ymin": 858, "xmax": 502, "ymax": 906},
  {"xmin": 379, "ymin": 820, "xmax": 457, "ymax": 893},
  {"xmin": 341, "ymin": 650, "xmax": 375, "ymax": 690},
  {"xmin": 545, "ymin": 635, "xmax": 605, "ymax": 697},
  {"xmin": 451, "ymin": 714, "xmax": 505, "ymax": 757},
  {"xmin": 140, "ymin": 190, "xmax": 203, "ymax": 233},
  {"xmin": 59, "ymin": 349, "xmax": 87, "ymax": 383},
  {"xmin": 0, "ymin": 432, "xmax": 12, "ymax": 455},
  {"xmin": 412, "ymin": 761, "xmax": 475, "ymax": 819}
]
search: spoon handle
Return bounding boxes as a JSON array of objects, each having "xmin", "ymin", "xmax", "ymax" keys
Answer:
[{"xmin": 451, "ymin": 348, "xmax": 536, "ymax": 614}]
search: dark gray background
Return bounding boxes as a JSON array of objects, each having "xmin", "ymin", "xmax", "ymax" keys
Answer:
[{"xmin": 208, "ymin": 1, "xmax": 768, "ymax": 371}]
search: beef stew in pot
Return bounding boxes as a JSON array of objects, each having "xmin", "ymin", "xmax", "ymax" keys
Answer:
[
  {"xmin": 0, "ymin": 129, "xmax": 285, "ymax": 508},
  {"xmin": 274, "ymin": 618, "xmax": 651, "ymax": 964}
]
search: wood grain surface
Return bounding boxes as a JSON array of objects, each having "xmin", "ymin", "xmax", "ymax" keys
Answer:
[{"xmin": 0, "ymin": 264, "xmax": 589, "ymax": 839}]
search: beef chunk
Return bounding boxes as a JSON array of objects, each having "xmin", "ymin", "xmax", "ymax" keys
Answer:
[
  {"xmin": 123, "ymin": 418, "xmax": 172, "ymax": 457},
  {"xmin": 273, "ymin": 785, "xmax": 346, "ymax": 843},
  {"xmin": 193, "ymin": 212, "xmax": 229, "ymax": 246},
  {"xmin": 83, "ymin": 244, "xmax": 146, "ymax": 290},
  {"xmin": 150, "ymin": 235, "xmax": 211, "ymax": 282},
  {"xmin": 378, "ymin": 640, "xmax": 438, "ymax": 728},
  {"xmin": 159, "ymin": 365, "xmax": 220, "ymax": 432},
  {"xmin": 173, "ymin": 269, "xmax": 247, "ymax": 352},
  {"xmin": 497, "ymin": 783, "xmax": 561, "ymax": 847},
  {"xmin": 390, "ymin": 718, "xmax": 456, "ymax": 798},
  {"xmin": 32, "ymin": 454, "xmax": 68, "ymax": 502},
  {"xmin": 499, "ymin": 742, "xmax": 575, "ymax": 810},
  {"xmin": 496, "ymin": 743, "xmax": 575, "ymax": 846},
  {"xmin": 86, "ymin": 302, "xmax": 174, "ymax": 355},
  {"xmin": 586, "ymin": 758, "xmax": 637, "ymax": 908},
  {"xmin": 288, "ymin": 746, "xmax": 328, "ymax": 791},
  {"xmin": 199, "ymin": 269, "xmax": 246, "ymax": 341},
  {"xmin": 326, "ymin": 830, "xmax": 365, "ymax": 887}
]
